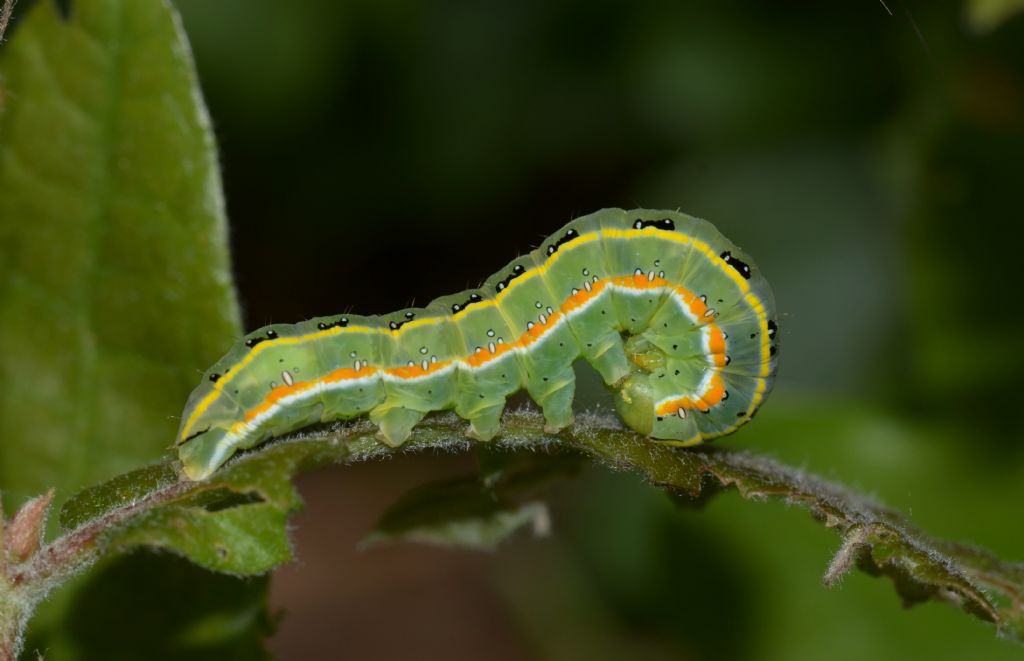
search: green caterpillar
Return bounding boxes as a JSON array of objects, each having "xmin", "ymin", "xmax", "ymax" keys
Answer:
[{"xmin": 177, "ymin": 208, "xmax": 778, "ymax": 480}]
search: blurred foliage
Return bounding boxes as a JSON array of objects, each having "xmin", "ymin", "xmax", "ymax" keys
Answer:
[
  {"xmin": 967, "ymin": 0, "xmax": 1024, "ymax": 32},
  {"xmin": 30, "ymin": 553, "xmax": 273, "ymax": 661},
  {"xmin": 0, "ymin": 0, "xmax": 1021, "ymax": 659}
]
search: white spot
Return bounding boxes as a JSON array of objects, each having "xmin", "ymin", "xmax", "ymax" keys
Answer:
[
  {"xmin": 677, "ymin": 408, "xmax": 687, "ymax": 420},
  {"xmin": 592, "ymin": 275, "xmax": 599, "ymax": 283},
  {"xmin": 538, "ymin": 314, "xmax": 548, "ymax": 325},
  {"xmin": 571, "ymin": 288, "xmax": 580, "ymax": 295},
  {"xmin": 546, "ymin": 306, "xmax": 554, "ymax": 315},
  {"xmin": 353, "ymin": 360, "xmax": 361, "ymax": 372},
  {"xmin": 654, "ymin": 259, "xmax": 661, "ymax": 267},
  {"xmin": 488, "ymin": 342, "xmax": 496, "ymax": 353},
  {"xmin": 407, "ymin": 361, "xmax": 415, "ymax": 367},
  {"xmin": 431, "ymin": 355, "xmax": 438, "ymax": 363},
  {"xmin": 527, "ymin": 321, "xmax": 535, "ymax": 330},
  {"xmin": 584, "ymin": 281, "xmax": 592, "ymax": 292},
  {"xmin": 419, "ymin": 346, "xmax": 428, "ymax": 354},
  {"xmin": 475, "ymin": 347, "xmax": 483, "ymax": 354},
  {"xmin": 421, "ymin": 360, "xmax": 429, "ymax": 371},
  {"xmin": 282, "ymin": 370, "xmax": 294, "ymax": 386},
  {"xmin": 582, "ymin": 268, "xmax": 590, "ymax": 276},
  {"xmin": 647, "ymin": 270, "xmax": 655, "ymax": 282},
  {"xmin": 704, "ymin": 308, "xmax": 717, "ymax": 318},
  {"xmin": 486, "ymin": 329, "xmax": 496, "ymax": 337},
  {"xmin": 658, "ymin": 271, "xmax": 665, "ymax": 278},
  {"xmin": 349, "ymin": 351, "xmax": 357, "ymax": 358},
  {"xmin": 634, "ymin": 268, "xmax": 643, "ymax": 276},
  {"xmin": 497, "ymin": 337, "xmax": 504, "ymax": 344},
  {"xmin": 535, "ymin": 301, "xmax": 543, "ymax": 309}
]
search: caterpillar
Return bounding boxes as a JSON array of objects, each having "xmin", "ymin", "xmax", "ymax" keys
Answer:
[{"xmin": 177, "ymin": 208, "xmax": 778, "ymax": 480}]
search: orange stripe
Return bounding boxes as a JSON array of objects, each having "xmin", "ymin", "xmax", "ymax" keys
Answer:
[
  {"xmin": 243, "ymin": 275, "xmax": 735, "ymax": 423},
  {"xmin": 386, "ymin": 360, "xmax": 452, "ymax": 379},
  {"xmin": 464, "ymin": 341, "xmax": 516, "ymax": 368},
  {"xmin": 656, "ymin": 374, "xmax": 726, "ymax": 416}
]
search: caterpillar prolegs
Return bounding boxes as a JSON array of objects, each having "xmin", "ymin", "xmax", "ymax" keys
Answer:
[{"xmin": 177, "ymin": 209, "xmax": 779, "ymax": 480}]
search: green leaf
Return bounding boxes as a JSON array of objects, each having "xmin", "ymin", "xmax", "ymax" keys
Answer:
[
  {"xmin": 37, "ymin": 412, "xmax": 1024, "ymax": 646},
  {"xmin": 0, "ymin": 0, "xmax": 249, "ymax": 656},
  {"xmin": 965, "ymin": 0, "xmax": 1024, "ymax": 32},
  {"xmin": 24, "ymin": 552, "xmax": 274, "ymax": 661},
  {"xmin": 362, "ymin": 476, "xmax": 549, "ymax": 550},
  {"xmin": 0, "ymin": 0, "xmax": 241, "ymax": 514}
]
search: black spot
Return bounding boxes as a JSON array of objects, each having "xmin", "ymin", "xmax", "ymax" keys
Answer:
[
  {"xmin": 209, "ymin": 373, "xmax": 221, "ymax": 383},
  {"xmin": 632, "ymin": 217, "xmax": 675, "ymax": 231},
  {"xmin": 545, "ymin": 228, "xmax": 580, "ymax": 256},
  {"xmin": 719, "ymin": 251, "xmax": 752, "ymax": 280},
  {"xmin": 672, "ymin": 344, "xmax": 678, "ymax": 350},
  {"xmin": 496, "ymin": 264, "xmax": 527, "ymax": 293},
  {"xmin": 722, "ymin": 390, "xmax": 729, "ymax": 400},
  {"xmin": 244, "ymin": 336, "xmax": 266, "ymax": 348},
  {"xmin": 674, "ymin": 370, "xmax": 680, "ymax": 376},
  {"xmin": 317, "ymin": 317, "xmax": 349, "ymax": 331},
  {"xmin": 750, "ymin": 333, "xmax": 757, "ymax": 339},
  {"xmin": 725, "ymin": 356, "xmax": 732, "ymax": 365},
  {"xmin": 266, "ymin": 329, "xmax": 278, "ymax": 339},
  {"xmin": 451, "ymin": 293, "xmax": 484, "ymax": 315},
  {"xmin": 767, "ymin": 319, "xmax": 778, "ymax": 340},
  {"xmin": 543, "ymin": 377, "xmax": 548, "ymax": 382},
  {"xmin": 736, "ymin": 411, "xmax": 746, "ymax": 418},
  {"xmin": 770, "ymin": 345, "xmax": 777, "ymax": 356},
  {"xmin": 182, "ymin": 427, "xmax": 209, "ymax": 443},
  {"xmin": 657, "ymin": 416, "xmax": 664, "ymax": 422},
  {"xmin": 389, "ymin": 313, "xmax": 416, "ymax": 331},
  {"xmin": 278, "ymin": 358, "xmax": 283, "ymax": 363}
]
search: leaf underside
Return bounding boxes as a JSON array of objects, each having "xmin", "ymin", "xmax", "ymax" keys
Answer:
[{"xmin": 49, "ymin": 409, "xmax": 1024, "ymax": 644}]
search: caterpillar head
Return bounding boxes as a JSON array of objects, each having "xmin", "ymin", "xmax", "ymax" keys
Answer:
[
  {"xmin": 176, "ymin": 374, "xmax": 244, "ymax": 480},
  {"xmin": 177, "ymin": 426, "xmax": 233, "ymax": 481}
]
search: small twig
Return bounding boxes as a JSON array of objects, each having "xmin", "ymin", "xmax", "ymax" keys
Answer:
[{"xmin": 0, "ymin": 0, "xmax": 15, "ymax": 44}]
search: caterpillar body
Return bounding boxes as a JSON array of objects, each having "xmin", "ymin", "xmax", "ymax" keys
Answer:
[{"xmin": 177, "ymin": 208, "xmax": 778, "ymax": 480}]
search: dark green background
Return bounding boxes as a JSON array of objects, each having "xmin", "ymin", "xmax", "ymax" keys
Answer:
[{"xmin": 19, "ymin": 1, "xmax": 1023, "ymax": 659}]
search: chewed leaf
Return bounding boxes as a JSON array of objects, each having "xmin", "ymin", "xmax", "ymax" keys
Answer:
[
  {"xmin": 110, "ymin": 503, "xmax": 292, "ymax": 574},
  {"xmin": 26, "ymin": 411, "xmax": 1024, "ymax": 647},
  {"xmin": 361, "ymin": 476, "xmax": 549, "ymax": 551}
]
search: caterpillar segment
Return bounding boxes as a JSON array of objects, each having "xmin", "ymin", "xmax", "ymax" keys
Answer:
[{"xmin": 177, "ymin": 208, "xmax": 779, "ymax": 480}]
